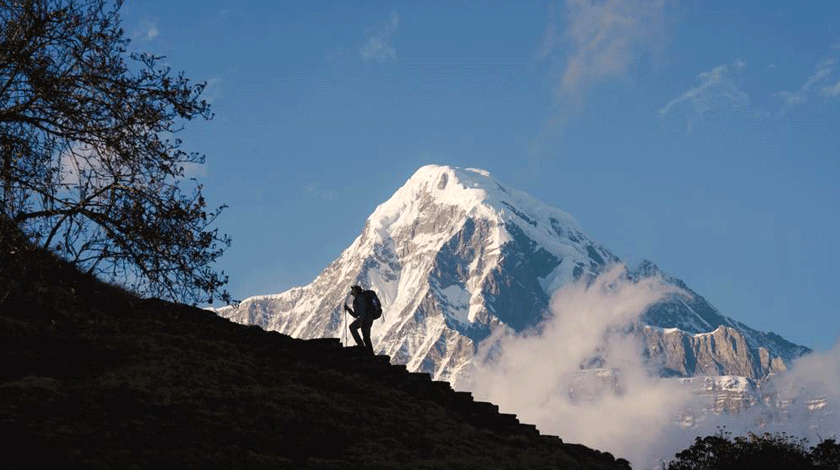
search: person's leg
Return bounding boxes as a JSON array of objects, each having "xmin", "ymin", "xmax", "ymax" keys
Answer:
[
  {"xmin": 362, "ymin": 317, "xmax": 374, "ymax": 355},
  {"xmin": 349, "ymin": 318, "xmax": 364, "ymax": 346}
]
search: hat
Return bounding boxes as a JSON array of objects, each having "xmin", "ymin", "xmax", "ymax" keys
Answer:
[{"xmin": 350, "ymin": 285, "xmax": 362, "ymax": 295}]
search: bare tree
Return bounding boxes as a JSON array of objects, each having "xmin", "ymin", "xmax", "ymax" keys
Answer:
[{"xmin": 1, "ymin": 0, "xmax": 230, "ymax": 304}]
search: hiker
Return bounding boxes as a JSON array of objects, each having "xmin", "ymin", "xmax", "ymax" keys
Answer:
[{"xmin": 344, "ymin": 285, "xmax": 382, "ymax": 355}]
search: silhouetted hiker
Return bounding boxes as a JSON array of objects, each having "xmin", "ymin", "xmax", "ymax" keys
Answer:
[{"xmin": 344, "ymin": 285, "xmax": 382, "ymax": 355}]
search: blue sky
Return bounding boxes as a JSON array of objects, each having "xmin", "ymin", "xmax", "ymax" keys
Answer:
[{"xmin": 121, "ymin": 1, "xmax": 840, "ymax": 351}]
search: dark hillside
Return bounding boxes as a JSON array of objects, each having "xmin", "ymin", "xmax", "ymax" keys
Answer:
[{"xmin": 0, "ymin": 219, "xmax": 630, "ymax": 470}]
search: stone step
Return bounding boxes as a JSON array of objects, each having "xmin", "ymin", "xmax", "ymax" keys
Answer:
[
  {"xmin": 347, "ymin": 361, "xmax": 391, "ymax": 373},
  {"xmin": 472, "ymin": 401, "xmax": 499, "ymax": 414},
  {"xmin": 432, "ymin": 381, "xmax": 451, "ymax": 391},
  {"xmin": 306, "ymin": 338, "xmax": 342, "ymax": 348},
  {"xmin": 454, "ymin": 391, "xmax": 473, "ymax": 402},
  {"xmin": 298, "ymin": 337, "xmax": 557, "ymax": 441},
  {"xmin": 371, "ymin": 354, "xmax": 392, "ymax": 364},
  {"xmin": 497, "ymin": 413, "xmax": 519, "ymax": 425},
  {"xmin": 518, "ymin": 423, "xmax": 540, "ymax": 436}
]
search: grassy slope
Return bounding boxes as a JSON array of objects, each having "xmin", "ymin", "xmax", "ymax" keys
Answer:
[{"xmin": 0, "ymin": 221, "xmax": 631, "ymax": 470}]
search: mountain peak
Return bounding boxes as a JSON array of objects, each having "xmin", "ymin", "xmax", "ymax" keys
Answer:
[
  {"xmin": 375, "ymin": 165, "xmax": 504, "ymax": 219},
  {"xmin": 366, "ymin": 165, "xmax": 585, "ymax": 251},
  {"xmin": 217, "ymin": 164, "xmax": 808, "ymax": 385}
]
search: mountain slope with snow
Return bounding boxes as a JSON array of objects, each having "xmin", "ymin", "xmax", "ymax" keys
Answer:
[{"xmin": 215, "ymin": 165, "xmax": 808, "ymax": 386}]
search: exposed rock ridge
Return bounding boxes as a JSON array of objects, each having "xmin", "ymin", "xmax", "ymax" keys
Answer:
[{"xmin": 640, "ymin": 325, "xmax": 789, "ymax": 379}]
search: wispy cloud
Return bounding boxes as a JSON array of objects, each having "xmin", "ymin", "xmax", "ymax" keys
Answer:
[
  {"xmin": 536, "ymin": 3, "xmax": 561, "ymax": 61},
  {"xmin": 360, "ymin": 12, "xmax": 400, "ymax": 63},
  {"xmin": 775, "ymin": 90, "xmax": 806, "ymax": 109},
  {"xmin": 804, "ymin": 58, "xmax": 836, "ymax": 91},
  {"xmin": 181, "ymin": 161, "xmax": 208, "ymax": 180},
  {"xmin": 545, "ymin": 0, "xmax": 676, "ymax": 99},
  {"xmin": 659, "ymin": 60, "xmax": 749, "ymax": 118},
  {"xmin": 775, "ymin": 53, "xmax": 839, "ymax": 115},
  {"xmin": 815, "ymin": 57, "xmax": 840, "ymax": 98},
  {"xmin": 305, "ymin": 182, "xmax": 337, "ymax": 201},
  {"xmin": 132, "ymin": 17, "xmax": 160, "ymax": 42},
  {"xmin": 823, "ymin": 78, "xmax": 840, "ymax": 98},
  {"xmin": 201, "ymin": 76, "xmax": 224, "ymax": 104},
  {"xmin": 532, "ymin": 1, "xmax": 676, "ymax": 158}
]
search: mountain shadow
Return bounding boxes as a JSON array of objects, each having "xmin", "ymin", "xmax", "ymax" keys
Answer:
[{"xmin": 0, "ymin": 217, "xmax": 630, "ymax": 470}]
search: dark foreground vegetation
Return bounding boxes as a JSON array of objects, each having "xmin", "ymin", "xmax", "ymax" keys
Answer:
[
  {"xmin": 0, "ymin": 219, "xmax": 629, "ymax": 469},
  {"xmin": 666, "ymin": 430, "xmax": 840, "ymax": 470},
  {"xmin": 1, "ymin": 0, "xmax": 229, "ymax": 304}
]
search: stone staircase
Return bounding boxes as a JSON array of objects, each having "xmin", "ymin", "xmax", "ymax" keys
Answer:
[{"xmin": 290, "ymin": 336, "xmax": 560, "ymax": 442}]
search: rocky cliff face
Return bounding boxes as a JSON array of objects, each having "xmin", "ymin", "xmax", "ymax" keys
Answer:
[
  {"xmin": 215, "ymin": 165, "xmax": 808, "ymax": 388},
  {"xmin": 640, "ymin": 325, "xmax": 790, "ymax": 379}
]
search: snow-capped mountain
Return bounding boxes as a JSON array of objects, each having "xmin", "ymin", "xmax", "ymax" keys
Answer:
[{"xmin": 215, "ymin": 165, "xmax": 809, "ymax": 387}]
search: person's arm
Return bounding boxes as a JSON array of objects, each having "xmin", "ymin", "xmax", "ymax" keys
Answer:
[{"xmin": 344, "ymin": 304, "xmax": 357, "ymax": 318}]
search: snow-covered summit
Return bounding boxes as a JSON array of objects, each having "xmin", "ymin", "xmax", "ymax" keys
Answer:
[
  {"xmin": 371, "ymin": 165, "xmax": 577, "ymax": 226},
  {"xmin": 356, "ymin": 165, "xmax": 610, "ymax": 297},
  {"xmin": 368, "ymin": 165, "xmax": 582, "ymax": 242}
]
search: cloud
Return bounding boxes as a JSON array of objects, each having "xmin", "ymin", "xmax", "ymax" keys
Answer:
[
  {"xmin": 59, "ymin": 144, "xmax": 95, "ymax": 187},
  {"xmin": 463, "ymin": 265, "xmax": 840, "ymax": 467},
  {"xmin": 132, "ymin": 17, "xmax": 160, "ymax": 42},
  {"xmin": 305, "ymin": 182, "xmax": 336, "ymax": 201},
  {"xmin": 464, "ymin": 265, "xmax": 701, "ymax": 467},
  {"xmin": 803, "ymin": 58, "xmax": 836, "ymax": 91},
  {"xmin": 360, "ymin": 12, "xmax": 400, "ymax": 63},
  {"xmin": 531, "ymin": 1, "xmax": 676, "ymax": 158},
  {"xmin": 775, "ymin": 53, "xmax": 839, "ymax": 115},
  {"xmin": 61, "ymin": 143, "xmax": 208, "ymax": 186},
  {"xmin": 775, "ymin": 90, "xmax": 806, "ymax": 109},
  {"xmin": 771, "ymin": 341, "xmax": 840, "ymax": 437},
  {"xmin": 706, "ymin": 340, "xmax": 840, "ymax": 444},
  {"xmin": 201, "ymin": 76, "xmax": 224, "ymax": 104},
  {"xmin": 823, "ymin": 79, "xmax": 840, "ymax": 98},
  {"xmin": 546, "ymin": 0, "xmax": 676, "ymax": 99},
  {"xmin": 536, "ymin": 3, "xmax": 562, "ymax": 61},
  {"xmin": 181, "ymin": 162, "xmax": 208, "ymax": 180},
  {"xmin": 659, "ymin": 60, "xmax": 749, "ymax": 118}
]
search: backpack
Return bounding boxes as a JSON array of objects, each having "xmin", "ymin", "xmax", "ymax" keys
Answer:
[{"xmin": 363, "ymin": 290, "xmax": 383, "ymax": 320}]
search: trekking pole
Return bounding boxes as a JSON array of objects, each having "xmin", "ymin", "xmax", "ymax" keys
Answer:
[{"xmin": 342, "ymin": 308, "xmax": 347, "ymax": 346}]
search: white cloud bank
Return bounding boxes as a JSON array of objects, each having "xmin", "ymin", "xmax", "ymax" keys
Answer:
[
  {"xmin": 463, "ymin": 265, "xmax": 840, "ymax": 468},
  {"xmin": 463, "ymin": 265, "xmax": 699, "ymax": 467}
]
